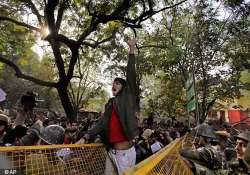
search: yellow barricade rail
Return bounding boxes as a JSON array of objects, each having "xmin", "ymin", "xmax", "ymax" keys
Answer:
[
  {"xmin": 124, "ymin": 138, "xmax": 194, "ymax": 175},
  {"xmin": 0, "ymin": 144, "xmax": 107, "ymax": 175}
]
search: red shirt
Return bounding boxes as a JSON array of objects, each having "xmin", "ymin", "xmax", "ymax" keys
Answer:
[
  {"xmin": 109, "ymin": 107, "xmax": 128, "ymax": 143},
  {"xmin": 64, "ymin": 137, "xmax": 71, "ymax": 144}
]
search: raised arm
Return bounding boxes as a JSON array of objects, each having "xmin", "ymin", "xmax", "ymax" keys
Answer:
[{"xmin": 126, "ymin": 38, "xmax": 137, "ymax": 96}]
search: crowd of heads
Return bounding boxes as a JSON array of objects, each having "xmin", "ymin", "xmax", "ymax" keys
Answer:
[
  {"xmin": 0, "ymin": 92, "xmax": 188, "ymax": 156},
  {"xmin": 134, "ymin": 116, "xmax": 189, "ymax": 163},
  {"xmin": 0, "ymin": 91, "xmax": 102, "ymax": 147},
  {"xmin": 0, "ymin": 91, "xmax": 250, "ymax": 173}
]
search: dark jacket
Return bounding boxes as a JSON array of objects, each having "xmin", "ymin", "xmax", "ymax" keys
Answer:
[
  {"xmin": 18, "ymin": 123, "xmax": 41, "ymax": 146},
  {"xmin": 180, "ymin": 146, "xmax": 222, "ymax": 170},
  {"xmin": 87, "ymin": 54, "xmax": 138, "ymax": 147}
]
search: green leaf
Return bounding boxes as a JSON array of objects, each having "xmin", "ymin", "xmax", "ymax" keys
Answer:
[{"xmin": 18, "ymin": 58, "xmax": 29, "ymax": 66}]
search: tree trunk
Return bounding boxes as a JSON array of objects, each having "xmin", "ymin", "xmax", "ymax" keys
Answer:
[{"xmin": 57, "ymin": 85, "xmax": 76, "ymax": 122}]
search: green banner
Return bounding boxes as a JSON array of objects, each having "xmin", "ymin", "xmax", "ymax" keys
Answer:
[
  {"xmin": 185, "ymin": 74, "xmax": 193, "ymax": 90},
  {"xmin": 187, "ymin": 99, "xmax": 196, "ymax": 112},
  {"xmin": 186, "ymin": 84, "xmax": 195, "ymax": 101}
]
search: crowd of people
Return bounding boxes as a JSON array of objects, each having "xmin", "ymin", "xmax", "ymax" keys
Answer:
[
  {"xmin": 0, "ymin": 92, "xmax": 187, "ymax": 148},
  {"xmin": 0, "ymin": 90, "xmax": 189, "ymax": 167},
  {"xmin": 0, "ymin": 91, "xmax": 250, "ymax": 174},
  {"xmin": 134, "ymin": 116, "xmax": 189, "ymax": 163}
]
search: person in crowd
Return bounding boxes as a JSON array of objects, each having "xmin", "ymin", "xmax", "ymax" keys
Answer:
[
  {"xmin": 180, "ymin": 124, "xmax": 223, "ymax": 174},
  {"xmin": 164, "ymin": 131, "xmax": 173, "ymax": 145},
  {"xmin": 38, "ymin": 124, "xmax": 65, "ymax": 145},
  {"xmin": 241, "ymin": 141, "xmax": 250, "ymax": 174},
  {"xmin": 65, "ymin": 121, "xmax": 80, "ymax": 144},
  {"xmin": 77, "ymin": 38, "xmax": 138, "ymax": 175},
  {"xmin": 64, "ymin": 128, "xmax": 73, "ymax": 144},
  {"xmin": 147, "ymin": 113, "xmax": 154, "ymax": 129},
  {"xmin": 212, "ymin": 130, "xmax": 231, "ymax": 169},
  {"xmin": 149, "ymin": 131, "xmax": 164, "ymax": 154},
  {"xmin": 234, "ymin": 131, "xmax": 250, "ymax": 160},
  {"xmin": 3, "ymin": 125, "xmax": 28, "ymax": 145},
  {"xmin": 157, "ymin": 131, "xmax": 167, "ymax": 146},
  {"xmin": 24, "ymin": 123, "xmax": 66, "ymax": 175},
  {"xmin": 0, "ymin": 113, "xmax": 9, "ymax": 145},
  {"xmin": 226, "ymin": 131, "xmax": 250, "ymax": 174},
  {"xmin": 14, "ymin": 91, "xmax": 38, "ymax": 127},
  {"xmin": 134, "ymin": 129, "xmax": 154, "ymax": 163}
]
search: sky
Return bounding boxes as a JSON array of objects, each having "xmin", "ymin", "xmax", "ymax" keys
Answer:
[{"xmin": 31, "ymin": 39, "xmax": 46, "ymax": 60}]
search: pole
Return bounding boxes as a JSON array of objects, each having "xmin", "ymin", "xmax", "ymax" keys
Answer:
[{"xmin": 192, "ymin": 71, "xmax": 200, "ymax": 125}]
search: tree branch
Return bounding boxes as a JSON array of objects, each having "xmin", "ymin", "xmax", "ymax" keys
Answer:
[
  {"xmin": 69, "ymin": 82, "xmax": 76, "ymax": 107},
  {"xmin": 164, "ymin": 9, "xmax": 175, "ymax": 46},
  {"xmin": 95, "ymin": 0, "xmax": 132, "ymax": 23},
  {"xmin": 82, "ymin": 33, "xmax": 115, "ymax": 48},
  {"xmin": 47, "ymin": 34, "xmax": 77, "ymax": 50},
  {"xmin": 122, "ymin": 22, "xmax": 142, "ymax": 28},
  {"xmin": 45, "ymin": 0, "xmax": 59, "ymax": 34},
  {"xmin": 21, "ymin": 0, "xmax": 43, "ymax": 25},
  {"xmin": 77, "ymin": 52, "xmax": 84, "ymax": 79},
  {"xmin": 154, "ymin": 0, "xmax": 187, "ymax": 14},
  {"xmin": 49, "ymin": 40, "xmax": 67, "ymax": 81},
  {"xmin": 67, "ymin": 50, "xmax": 79, "ymax": 82},
  {"xmin": 55, "ymin": 0, "xmax": 66, "ymax": 32},
  {"xmin": 77, "ymin": 17, "xmax": 99, "ymax": 46},
  {"xmin": 138, "ymin": 44, "xmax": 168, "ymax": 49},
  {"xmin": 76, "ymin": 78, "xmax": 83, "ymax": 107},
  {"xmin": 0, "ymin": 16, "xmax": 40, "ymax": 32},
  {"xmin": 124, "ymin": 0, "xmax": 187, "ymax": 25},
  {"xmin": 148, "ymin": 0, "xmax": 154, "ymax": 12},
  {"xmin": 141, "ymin": 0, "xmax": 146, "ymax": 13},
  {"xmin": 78, "ymin": 1, "xmax": 131, "ymax": 45},
  {"xmin": 0, "ymin": 54, "xmax": 57, "ymax": 87}
]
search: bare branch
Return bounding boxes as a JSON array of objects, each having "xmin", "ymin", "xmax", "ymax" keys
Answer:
[
  {"xmin": 69, "ymin": 83, "xmax": 76, "ymax": 106},
  {"xmin": 47, "ymin": 34, "xmax": 77, "ymax": 50},
  {"xmin": 77, "ymin": 18, "xmax": 99, "ymax": 46},
  {"xmin": 78, "ymin": 1, "xmax": 131, "ymax": 45},
  {"xmin": 122, "ymin": 22, "xmax": 142, "ymax": 28},
  {"xmin": 0, "ymin": 16, "xmax": 40, "ymax": 32},
  {"xmin": 78, "ymin": 77, "xmax": 93, "ymax": 107},
  {"xmin": 82, "ymin": 34, "xmax": 115, "ymax": 48},
  {"xmin": 0, "ymin": 4, "xmax": 18, "ymax": 13},
  {"xmin": 86, "ymin": 0, "xmax": 95, "ymax": 16},
  {"xmin": 77, "ymin": 51, "xmax": 83, "ymax": 79},
  {"xmin": 141, "ymin": 0, "xmax": 146, "ymax": 13},
  {"xmin": 21, "ymin": 0, "xmax": 43, "ymax": 25},
  {"xmin": 55, "ymin": 0, "xmax": 66, "ymax": 32},
  {"xmin": 97, "ymin": 0, "xmax": 132, "ymax": 23},
  {"xmin": 138, "ymin": 44, "xmax": 168, "ymax": 49},
  {"xmin": 148, "ymin": 0, "xmax": 154, "ymax": 11},
  {"xmin": 154, "ymin": 0, "xmax": 187, "ymax": 14},
  {"xmin": 78, "ymin": 0, "xmax": 185, "ymax": 46},
  {"xmin": 0, "ymin": 54, "xmax": 57, "ymax": 87},
  {"xmin": 45, "ymin": 0, "xmax": 59, "ymax": 34},
  {"xmin": 164, "ymin": 9, "xmax": 176, "ymax": 46},
  {"xmin": 66, "ymin": 50, "xmax": 79, "ymax": 81},
  {"xmin": 49, "ymin": 40, "xmax": 67, "ymax": 80},
  {"xmin": 76, "ymin": 77, "xmax": 83, "ymax": 107},
  {"xmin": 125, "ymin": 0, "xmax": 187, "ymax": 25}
]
